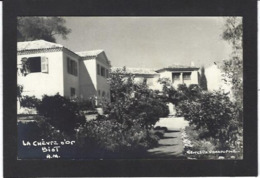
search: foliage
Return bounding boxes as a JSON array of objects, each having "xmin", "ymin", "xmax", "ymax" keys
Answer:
[
  {"xmin": 74, "ymin": 67, "xmax": 168, "ymax": 153},
  {"xmin": 36, "ymin": 94, "xmax": 86, "ymax": 135},
  {"xmin": 159, "ymin": 78, "xmax": 202, "ymax": 105},
  {"xmin": 77, "ymin": 118, "xmax": 159, "ymax": 153},
  {"xmin": 222, "ymin": 17, "xmax": 243, "ymax": 49},
  {"xmin": 221, "ymin": 17, "xmax": 243, "ymax": 122},
  {"xmin": 17, "ymin": 17, "xmax": 71, "ymax": 42},
  {"xmin": 17, "ymin": 84, "xmax": 23, "ymax": 101},
  {"xmin": 106, "ymin": 67, "xmax": 169, "ymax": 129},
  {"xmin": 176, "ymin": 91, "xmax": 240, "ymax": 149},
  {"xmin": 18, "ymin": 116, "xmax": 68, "ymax": 141},
  {"xmin": 199, "ymin": 66, "xmax": 208, "ymax": 91},
  {"xmin": 71, "ymin": 97, "xmax": 96, "ymax": 111},
  {"xmin": 20, "ymin": 95, "xmax": 41, "ymax": 109}
]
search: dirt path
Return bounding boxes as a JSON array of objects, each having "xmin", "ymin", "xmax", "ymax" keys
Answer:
[{"xmin": 147, "ymin": 117, "xmax": 188, "ymax": 159}]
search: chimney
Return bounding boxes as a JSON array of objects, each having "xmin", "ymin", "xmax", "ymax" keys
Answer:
[{"xmin": 190, "ymin": 61, "xmax": 195, "ymax": 67}]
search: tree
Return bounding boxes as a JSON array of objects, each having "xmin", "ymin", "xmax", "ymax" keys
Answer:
[
  {"xmin": 221, "ymin": 17, "xmax": 243, "ymax": 123},
  {"xmin": 199, "ymin": 66, "xmax": 208, "ymax": 91},
  {"xmin": 17, "ymin": 17, "xmax": 71, "ymax": 42}
]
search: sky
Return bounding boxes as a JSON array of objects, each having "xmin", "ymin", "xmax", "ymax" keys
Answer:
[{"xmin": 56, "ymin": 17, "xmax": 233, "ymax": 69}]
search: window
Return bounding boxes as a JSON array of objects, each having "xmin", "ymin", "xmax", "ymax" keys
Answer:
[
  {"xmin": 172, "ymin": 73, "xmax": 180, "ymax": 82},
  {"xmin": 67, "ymin": 57, "xmax": 77, "ymax": 76},
  {"xmin": 70, "ymin": 87, "xmax": 76, "ymax": 97},
  {"xmin": 102, "ymin": 91, "xmax": 106, "ymax": 97},
  {"xmin": 101, "ymin": 66, "xmax": 106, "ymax": 77},
  {"xmin": 97, "ymin": 64, "xmax": 100, "ymax": 75},
  {"xmin": 143, "ymin": 78, "xmax": 147, "ymax": 84},
  {"xmin": 183, "ymin": 72, "xmax": 191, "ymax": 80},
  {"xmin": 105, "ymin": 69, "xmax": 109, "ymax": 78},
  {"xmin": 22, "ymin": 56, "xmax": 49, "ymax": 73},
  {"xmin": 98, "ymin": 90, "xmax": 101, "ymax": 96}
]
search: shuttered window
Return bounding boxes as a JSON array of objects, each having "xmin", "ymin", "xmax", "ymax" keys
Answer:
[
  {"xmin": 67, "ymin": 57, "xmax": 78, "ymax": 76},
  {"xmin": 21, "ymin": 56, "xmax": 49, "ymax": 73},
  {"xmin": 97, "ymin": 64, "xmax": 100, "ymax": 75},
  {"xmin": 41, "ymin": 56, "xmax": 48, "ymax": 73}
]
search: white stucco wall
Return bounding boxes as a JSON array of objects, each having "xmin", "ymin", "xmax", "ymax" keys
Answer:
[
  {"xmin": 96, "ymin": 58, "xmax": 110, "ymax": 103},
  {"xmin": 158, "ymin": 70, "xmax": 199, "ymax": 89},
  {"xmin": 205, "ymin": 64, "xmax": 232, "ymax": 93},
  {"xmin": 62, "ymin": 51, "xmax": 80, "ymax": 98},
  {"xmin": 17, "ymin": 51, "xmax": 64, "ymax": 98},
  {"xmin": 181, "ymin": 71, "xmax": 199, "ymax": 86},
  {"xmin": 79, "ymin": 59, "xmax": 97, "ymax": 99}
]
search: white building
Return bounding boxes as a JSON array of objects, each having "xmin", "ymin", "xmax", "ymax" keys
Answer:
[
  {"xmin": 17, "ymin": 40, "xmax": 111, "ymax": 110},
  {"xmin": 205, "ymin": 63, "xmax": 232, "ymax": 93},
  {"xmin": 155, "ymin": 65, "xmax": 200, "ymax": 89},
  {"xmin": 111, "ymin": 65, "xmax": 200, "ymax": 91}
]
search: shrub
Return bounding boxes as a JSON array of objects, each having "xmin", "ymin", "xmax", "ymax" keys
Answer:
[
  {"xmin": 159, "ymin": 78, "xmax": 202, "ymax": 105},
  {"xmin": 176, "ymin": 91, "xmax": 240, "ymax": 150},
  {"xmin": 71, "ymin": 97, "xmax": 96, "ymax": 111},
  {"xmin": 20, "ymin": 95, "xmax": 41, "ymax": 108},
  {"xmin": 36, "ymin": 94, "xmax": 85, "ymax": 136},
  {"xmin": 76, "ymin": 67, "xmax": 168, "ymax": 153},
  {"xmin": 77, "ymin": 118, "xmax": 159, "ymax": 153},
  {"xmin": 18, "ymin": 116, "xmax": 68, "ymax": 141}
]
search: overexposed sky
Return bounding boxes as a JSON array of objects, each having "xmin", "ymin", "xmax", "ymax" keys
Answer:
[{"xmin": 57, "ymin": 17, "xmax": 234, "ymax": 69}]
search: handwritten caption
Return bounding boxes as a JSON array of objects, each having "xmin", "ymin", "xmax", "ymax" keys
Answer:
[{"xmin": 22, "ymin": 139, "xmax": 76, "ymax": 159}]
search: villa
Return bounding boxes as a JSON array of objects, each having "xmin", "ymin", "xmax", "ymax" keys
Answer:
[
  {"xmin": 17, "ymin": 40, "xmax": 111, "ymax": 111},
  {"xmin": 111, "ymin": 65, "xmax": 200, "ymax": 91}
]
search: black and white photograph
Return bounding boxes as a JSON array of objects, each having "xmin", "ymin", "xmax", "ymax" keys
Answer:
[{"xmin": 17, "ymin": 16, "xmax": 243, "ymax": 160}]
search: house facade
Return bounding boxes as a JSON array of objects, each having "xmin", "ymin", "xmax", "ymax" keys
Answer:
[
  {"xmin": 17, "ymin": 40, "xmax": 111, "ymax": 110},
  {"xmin": 111, "ymin": 65, "xmax": 200, "ymax": 91},
  {"xmin": 155, "ymin": 65, "xmax": 200, "ymax": 89}
]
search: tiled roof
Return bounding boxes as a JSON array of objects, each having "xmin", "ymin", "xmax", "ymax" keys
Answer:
[
  {"xmin": 17, "ymin": 40, "xmax": 63, "ymax": 51},
  {"xmin": 111, "ymin": 67, "xmax": 158, "ymax": 75},
  {"xmin": 156, "ymin": 65, "xmax": 199, "ymax": 72},
  {"xmin": 75, "ymin": 50, "xmax": 104, "ymax": 57}
]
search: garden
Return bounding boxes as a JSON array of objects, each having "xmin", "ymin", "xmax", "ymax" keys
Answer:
[{"xmin": 18, "ymin": 67, "xmax": 169, "ymax": 159}]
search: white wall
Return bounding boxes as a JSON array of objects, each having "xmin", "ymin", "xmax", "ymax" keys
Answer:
[
  {"xmin": 181, "ymin": 70, "xmax": 199, "ymax": 86},
  {"xmin": 62, "ymin": 51, "xmax": 80, "ymax": 98},
  {"xmin": 158, "ymin": 70, "xmax": 199, "ymax": 89},
  {"xmin": 205, "ymin": 64, "xmax": 232, "ymax": 93},
  {"xmin": 96, "ymin": 58, "xmax": 110, "ymax": 103},
  {"xmin": 17, "ymin": 51, "xmax": 64, "ymax": 98},
  {"xmin": 79, "ymin": 59, "xmax": 97, "ymax": 99}
]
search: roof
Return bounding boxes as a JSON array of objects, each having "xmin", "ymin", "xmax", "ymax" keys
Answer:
[
  {"xmin": 17, "ymin": 40, "xmax": 101, "ymax": 59},
  {"xmin": 156, "ymin": 65, "xmax": 199, "ymax": 73},
  {"xmin": 111, "ymin": 67, "xmax": 159, "ymax": 75},
  {"xmin": 75, "ymin": 50, "xmax": 104, "ymax": 57},
  {"xmin": 17, "ymin": 40, "xmax": 63, "ymax": 51}
]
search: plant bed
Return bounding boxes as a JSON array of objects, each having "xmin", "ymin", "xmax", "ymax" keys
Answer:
[{"xmin": 180, "ymin": 126, "xmax": 243, "ymax": 160}]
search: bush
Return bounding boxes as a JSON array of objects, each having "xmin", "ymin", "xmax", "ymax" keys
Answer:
[
  {"xmin": 77, "ymin": 118, "xmax": 159, "ymax": 153},
  {"xmin": 36, "ymin": 94, "xmax": 86, "ymax": 136},
  {"xmin": 176, "ymin": 91, "xmax": 240, "ymax": 150},
  {"xmin": 75, "ymin": 67, "xmax": 168, "ymax": 154},
  {"xmin": 71, "ymin": 97, "xmax": 96, "ymax": 111},
  {"xmin": 159, "ymin": 78, "xmax": 202, "ymax": 105},
  {"xmin": 20, "ymin": 95, "xmax": 41, "ymax": 108}
]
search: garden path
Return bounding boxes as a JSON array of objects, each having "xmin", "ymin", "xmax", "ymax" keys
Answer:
[{"xmin": 147, "ymin": 116, "xmax": 188, "ymax": 159}]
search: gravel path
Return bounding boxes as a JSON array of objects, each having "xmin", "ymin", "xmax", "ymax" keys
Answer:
[{"xmin": 147, "ymin": 117, "xmax": 189, "ymax": 159}]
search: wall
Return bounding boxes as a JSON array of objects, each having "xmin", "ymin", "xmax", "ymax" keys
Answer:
[
  {"xmin": 79, "ymin": 59, "xmax": 97, "ymax": 99},
  {"xmin": 205, "ymin": 64, "xmax": 232, "ymax": 93},
  {"xmin": 17, "ymin": 51, "xmax": 64, "ymax": 98},
  {"xmin": 133, "ymin": 75, "xmax": 162, "ymax": 91},
  {"xmin": 181, "ymin": 70, "xmax": 199, "ymax": 86},
  {"xmin": 158, "ymin": 70, "xmax": 199, "ymax": 89},
  {"xmin": 62, "ymin": 50, "xmax": 80, "ymax": 98},
  {"xmin": 96, "ymin": 54, "xmax": 110, "ymax": 103}
]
